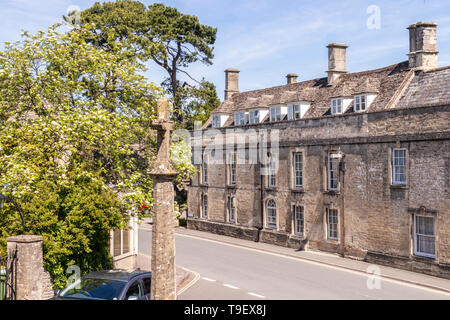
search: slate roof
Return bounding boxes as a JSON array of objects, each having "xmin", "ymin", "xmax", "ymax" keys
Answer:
[
  {"xmin": 396, "ymin": 66, "xmax": 450, "ymax": 109},
  {"xmin": 207, "ymin": 61, "xmax": 416, "ymax": 128}
]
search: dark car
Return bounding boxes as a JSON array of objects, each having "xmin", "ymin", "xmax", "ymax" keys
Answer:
[{"xmin": 52, "ymin": 270, "xmax": 151, "ymax": 300}]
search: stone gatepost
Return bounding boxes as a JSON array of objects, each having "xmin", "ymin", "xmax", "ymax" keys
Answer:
[
  {"xmin": 7, "ymin": 235, "xmax": 54, "ymax": 300},
  {"xmin": 149, "ymin": 98, "xmax": 178, "ymax": 300}
]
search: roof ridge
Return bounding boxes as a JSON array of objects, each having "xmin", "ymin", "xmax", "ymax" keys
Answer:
[
  {"xmin": 229, "ymin": 61, "xmax": 408, "ymax": 98},
  {"xmin": 424, "ymin": 65, "xmax": 450, "ymax": 73}
]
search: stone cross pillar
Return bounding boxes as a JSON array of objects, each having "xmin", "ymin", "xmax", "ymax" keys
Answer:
[{"xmin": 149, "ymin": 98, "xmax": 178, "ymax": 300}]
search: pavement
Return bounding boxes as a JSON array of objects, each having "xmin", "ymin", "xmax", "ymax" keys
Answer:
[
  {"xmin": 135, "ymin": 252, "xmax": 196, "ymax": 294},
  {"xmin": 138, "ymin": 218, "xmax": 450, "ymax": 299}
]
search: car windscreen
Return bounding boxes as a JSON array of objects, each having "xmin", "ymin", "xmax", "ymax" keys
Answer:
[{"xmin": 60, "ymin": 277, "xmax": 127, "ymax": 300}]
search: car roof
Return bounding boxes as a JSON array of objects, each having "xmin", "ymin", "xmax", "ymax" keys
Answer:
[{"xmin": 84, "ymin": 270, "xmax": 151, "ymax": 282}]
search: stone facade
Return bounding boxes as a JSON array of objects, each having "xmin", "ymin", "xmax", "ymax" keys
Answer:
[{"xmin": 187, "ymin": 21, "xmax": 450, "ymax": 279}]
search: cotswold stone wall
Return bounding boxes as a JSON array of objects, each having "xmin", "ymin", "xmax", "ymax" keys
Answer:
[{"xmin": 187, "ymin": 105, "xmax": 450, "ymax": 278}]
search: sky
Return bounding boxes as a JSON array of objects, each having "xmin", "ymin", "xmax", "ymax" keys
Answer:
[{"xmin": 1, "ymin": 0, "xmax": 450, "ymax": 101}]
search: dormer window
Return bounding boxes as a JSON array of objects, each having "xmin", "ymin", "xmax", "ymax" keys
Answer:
[
  {"xmin": 331, "ymin": 99, "xmax": 343, "ymax": 114},
  {"xmin": 249, "ymin": 110, "xmax": 260, "ymax": 124},
  {"xmin": 212, "ymin": 115, "xmax": 221, "ymax": 128},
  {"xmin": 288, "ymin": 103, "xmax": 310, "ymax": 120},
  {"xmin": 270, "ymin": 106, "xmax": 281, "ymax": 121},
  {"xmin": 293, "ymin": 105, "xmax": 301, "ymax": 119},
  {"xmin": 354, "ymin": 95, "xmax": 367, "ymax": 112},
  {"xmin": 234, "ymin": 112, "xmax": 247, "ymax": 126},
  {"xmin": 288, "ymin": 104, "xmax": 301, "ymax": 120}
]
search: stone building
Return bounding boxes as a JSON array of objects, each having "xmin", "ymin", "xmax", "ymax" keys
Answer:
[{"xmin": 187, "ymin": 21, "xmax": 450, "ymax": 278}]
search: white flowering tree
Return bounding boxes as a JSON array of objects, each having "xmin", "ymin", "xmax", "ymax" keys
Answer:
[{"xmin": 0, "ymin": 25, "xmax": 194, "ymax": 288}]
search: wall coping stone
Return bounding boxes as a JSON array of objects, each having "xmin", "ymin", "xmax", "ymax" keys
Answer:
[{"xmin": 6, "ymin": 235, "xmax": 43, "ymax": 243}]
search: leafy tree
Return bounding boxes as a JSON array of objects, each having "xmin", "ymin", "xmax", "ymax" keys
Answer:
[
  {"xmin": 0, "ymin": 24, "xmax": 195, "ymax": 288},
  {"xmin": 181, "ymin": 81, "xmax": 221, "ymax": 130},
  {"xmin": 72, "ymin": 1, "xmax": 217, "ymax": 121}
]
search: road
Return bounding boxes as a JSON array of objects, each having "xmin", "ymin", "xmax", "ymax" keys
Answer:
[{"xmin": 138, "ymin": 228, "xmax": 450, "ymax": 300}]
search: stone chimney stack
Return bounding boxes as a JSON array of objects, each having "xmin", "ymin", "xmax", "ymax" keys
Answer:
[
  {"xmin": 224, "ymin": 68, "xmax": 240, "ymax": 100},
  {"xmin": 407, "ymin": 22, "xmax": 438, "ymax": 70},
  {"xmin": 286, "ymin": 73, "xmax": 298, "ymax": 84},
  {"xmin": 326, "ymin": 43, "xmax": 348, "ymax": 85}
]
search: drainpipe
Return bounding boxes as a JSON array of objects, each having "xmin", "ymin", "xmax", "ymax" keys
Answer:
[
  {"xmin": 255, "ymin": 170, "xmax": 264, "ymax": 242},
  {"xmin": 340, "ymin": 155, "xmax": 346, "ymax": 257}
]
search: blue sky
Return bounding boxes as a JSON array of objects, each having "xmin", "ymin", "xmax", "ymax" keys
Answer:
[{"xmin": 1, "ymin": 0, "xmax": 450, "ymax": 100}]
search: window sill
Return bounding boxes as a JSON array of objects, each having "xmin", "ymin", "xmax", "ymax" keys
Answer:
[
  {"xmin": 323, "ymin": 190, "xmax": 340, "ymax": 195},
  {"xmin": 290, "ymin": 234, "xmax": 306, "ymax": 240},
  {"xmin": 227, "ymin": 184, "xmax": 237, "ymax": 189},
  {"xmin": 291, "ymin": 188, "xmax": 305, "ymax": 193},
  {"xmin": 199, "ymin": 184, "xmax": 209, "ymax": 187},
  {"xmin": 390, "ymin": 184, "xmax": 408, "ymax": 189},
  {"xmin": 265, "ymin": 187, "xmax": 277, "ymax": 191},
  {"xmin": 413, "ymin": 253, "xmax": 436, "ymax": 260}
]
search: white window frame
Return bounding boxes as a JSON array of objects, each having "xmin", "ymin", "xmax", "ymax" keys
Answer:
[
  {"xmin": 327, "ymin": 153, "xmax": 339, "ymax": 191},
  {"xmin": 289, "ymin": 104, "xmax": 301, "ymax": 120},
  {"xmin": 229, "ymin": 153, "xmax": 236, "ymax": 185},
  {"xmin": 234, "ymin": 112, "xmax": 246, "ymax": 126},
  {"xmin": 354, "ymin": 94, "xmax": 367, "ymax": 112},
  {"xmin": 293, "ymin": 152, "xmax": 303, "ymax": 189},
  {"xmin": 270, "ymin": 106, "xmax": 282, "ymax": 122},
  {"xmin": 266, "ymin": 199, "xmax": 277, "ymax": 229},
  {"xmin": 413, "ymin": 215, "xmax": 436, "ymax": 259},
  {"xmin": 112, "ymin": 228, "xmax": 131, "ymax": 257},
  {"xmin": 229, "ymin": 196, "xmax": 236, "ymax": 223},
  {"xmin": 392, "ymin": 149, "xmax": 407, "ymax": 185},
  {"xmin": 326, "ymin": 208, "xmax": 338, "ymax": 240},
  {"xmin": 249, "ymin": 110, "xmax": 260, "ymax": 124},
  {"xmin": 268, "ymin": 155, "xmax": 276, "ymax": 188},
  {"xmin": 212, "ymin": 114, "xmax": 221, "ymax": 128},
  {"xmin": 202, "ymin": 154, "xmax": 208, "ymax": 185},
  {"xmin": 293, "ymin": 205, "xmax": 304, "ymax": 236},
  {"xmin": 201, "ymin": 194, "xmax": 208, "ymax": 219},
  {"xmin": 331, "ymin": 98, "xmax": 343, "ymax": 115}
]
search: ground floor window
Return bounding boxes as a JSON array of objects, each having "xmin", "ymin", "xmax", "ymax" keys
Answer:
[
  {"xmin": 266, "ymin": 199, "xmax": 277, "ymax": 229},
  {"xmin": 326, "ymin": 208, "xmax": 338, "ymax": 240},
  {"xmin": 229, "ymin": 196, "xmax": 236, "ymax": 223},
  {"xmin": 202, "ymin": 194, "xmax": 208, "ymax": 219},
  {"xmin": 293, "ymin": 205, "xmax": 304, "ymax": 236},
  {"xmin": 113, "ymin": 229, "xmax": 130, "ymax": 257},
  {"xmin": 414, "ymin": 215, "xmax": 435, "ymax": 258}
]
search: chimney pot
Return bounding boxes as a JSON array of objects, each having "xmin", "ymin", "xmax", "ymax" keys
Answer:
[
  {"xmin": 224, "ymin": 68, "xmax": 240, "ymax": 100},
  {"xmin": 326, "ymin": 43, "xmax": 348, "ymax": 85},
  {"xmin": 286, "ymin": 73, "xmax": 298, "ymax": 84},
  {"xmin": 407, "ymin": 22, "xmax": 438, "ymax": 70}
]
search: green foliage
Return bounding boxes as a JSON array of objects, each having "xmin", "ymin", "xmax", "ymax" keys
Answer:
[
  {"xmin": 0, "ymin": 25, "xmax": 174, "ymax": 288},
  {"xmin": 73, "ymin": 1, "xmax": 217, "ymax": 120},
  {"xmin": 181, "ymin": 80, "xmax": 221, "ymax": 130}
]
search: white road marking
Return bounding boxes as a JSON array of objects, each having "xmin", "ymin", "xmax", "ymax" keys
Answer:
[
  {"xmin": 223, "ymin": 284, "xmax": 239, "ymax": 290},
  {"xmin": 177, "ymin": 267, "xmax": 200, "ymax": 296},
  {"xmin": 175, "ymin": 233, "xmax": 450, "ymax": 296},
  {"xmin": 248, "ymin": 292, "xmax": 265, "ymax": 298},
  {"xmin": 202, "ymin": 277, "xmax": 217, "ymax": 282}
]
